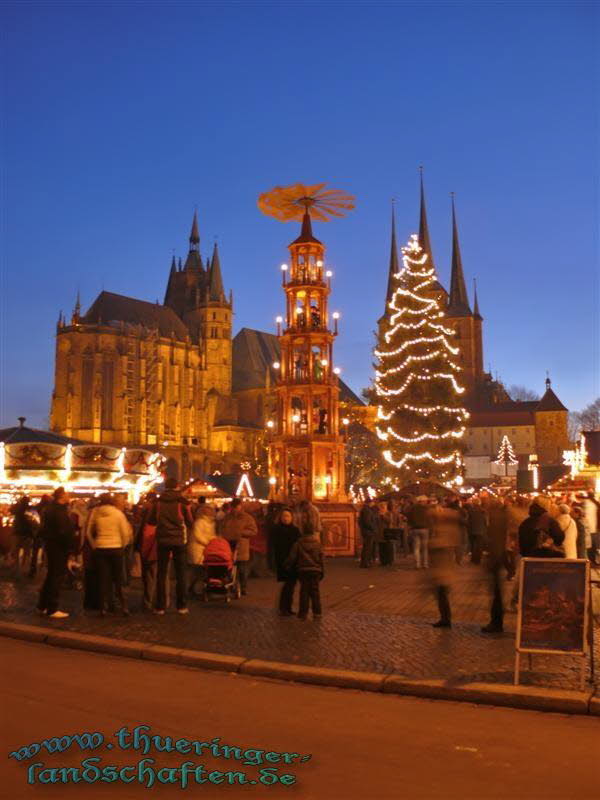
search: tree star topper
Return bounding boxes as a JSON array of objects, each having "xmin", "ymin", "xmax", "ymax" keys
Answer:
[{"xmin": 258, "ymin": 183, "xmax": 355, "ymax": 223}]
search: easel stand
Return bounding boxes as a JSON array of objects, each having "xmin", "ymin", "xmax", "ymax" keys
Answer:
[{"xmin": 514, "ymin": 559, "xmax": 591, "ymax": 690}]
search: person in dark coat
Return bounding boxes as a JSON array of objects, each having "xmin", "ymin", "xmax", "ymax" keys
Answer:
[
  {"xmin": 467, "ymin": 498, "xmax": 488, "ymax": 564},
  {"xmin": 428, "ymin": 500, "xmax": 461, "ymax": 628},
  {"xmin": 518, "ymin": 498, "xmax": 565, "ymax": 558},
  {"xmin": 12, "ymin": 496, "xmax": 37, "ymax": 575},
  {"xmin": 36, "ymin": 487, "xmax": 76, "ymax": 618},
  {"xmin": 481, "ymin": 499, "xmax": 508, "ymax": 634},
  {"xmin": 148, "ymin": 478, "xmax": 194, "ymax": 614},
  {"xmin": 28, "ymin": 495, "xmax": 51, "ymax": 578},
  {"xmin": 358, "ymin": 499, "xmax": 379, "ymax": 568},
  {"xmin": 285, "ymin": 524, "xmax": 324, "ymax": 620},
  {"xmin": 271, "ymin": 508, "xmax": 301, "ymax": 616}
]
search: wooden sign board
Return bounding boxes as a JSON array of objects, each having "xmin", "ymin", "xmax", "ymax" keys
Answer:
[{"xmin": 515, "ymin": 558, "xmax": 590, "ymax": 688}]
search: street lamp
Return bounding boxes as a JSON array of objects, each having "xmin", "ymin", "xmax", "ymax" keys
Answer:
[{"xmin": 332, "ymin": 311, "xmax": 340, "ymax": 334}]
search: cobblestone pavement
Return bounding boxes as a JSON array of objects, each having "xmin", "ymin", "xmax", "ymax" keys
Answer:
[{"xmin": 1, "ymin": 556, "xmax": 599, "ymax": 691}]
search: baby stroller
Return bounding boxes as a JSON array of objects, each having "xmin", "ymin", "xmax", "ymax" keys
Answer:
[{"xmin": 201, "ymin": 538, "xmax": 240, "ymax": 603}]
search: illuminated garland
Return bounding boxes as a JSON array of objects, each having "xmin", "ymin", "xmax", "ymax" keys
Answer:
[
  {"xmin": 494, "ymin": 435, "xmax": 518, "ymax": 466},
  {"xmin": 374, "ymin": 234, "xmax": 467, "ymax": 482}
]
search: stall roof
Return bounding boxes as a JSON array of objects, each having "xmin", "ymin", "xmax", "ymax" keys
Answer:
[{"xmin": 0, "ymin": 423, "xmax": 83, "ymax": 446}]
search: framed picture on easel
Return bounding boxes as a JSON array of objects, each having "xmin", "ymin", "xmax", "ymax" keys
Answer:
[{"xmin": 515, "ymin": 558, "xmax": 591, "ymax": 689}]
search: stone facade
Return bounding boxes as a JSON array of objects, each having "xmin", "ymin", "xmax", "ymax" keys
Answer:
[{"xmin": 50, "ymin": 214, "xmax": 261, "ymax": 480}]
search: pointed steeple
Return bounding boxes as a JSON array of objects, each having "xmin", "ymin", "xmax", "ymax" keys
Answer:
[
  {"xmin": 169, "ymin": 255, "xmax": 176, "ymax": 276},
  {"xmin": 386, "ymin": 199, "xmax": 399, "ymax": 305},
  {"xmin": 178, "ymin": 257, "xmax": 182, "ymax": 271},
  {"xmin": 208, "ymin": 241, "xmax": 225, "ymax": 301},
  {"xmin": 473, "ymin": 277, "xmax": 482, "ymax": 319},
  {"xmin": 292, "ymin": 211, "xmax": 321, "ymax": 245},
  {"xmin": 189, "ymin": 210, "xmax": 200, "ymax": 250},
  {"xmin": 447, "ymin": 194, "xmax": 471, "ymax": 316},
  {"xmin": 71, "ymin": 291, "xmax": 81, "ymax": 324},
  {"xmin": 183, "ymin": 211, "xmax": 203, "ymax": 271},
  {"xmin": 418, "ymin": 167, "xmax": 435, "ymax": 273}
]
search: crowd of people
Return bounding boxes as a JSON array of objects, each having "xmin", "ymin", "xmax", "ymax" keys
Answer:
[
  {"xmin": 1, "ymin": 483, "xmax": 598, "ymax": 627},
  {"xmin": 1, "ymin": 480, "xmax": 325, "ymax": 620},
  {"xmin": 358, "ymin": 490, "xmax": 599, "ymax": 631}
]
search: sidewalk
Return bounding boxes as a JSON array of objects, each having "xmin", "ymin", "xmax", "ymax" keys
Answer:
[{"xmin": 1, "ymin": 557, "xmax": 598, "ymax": 692}]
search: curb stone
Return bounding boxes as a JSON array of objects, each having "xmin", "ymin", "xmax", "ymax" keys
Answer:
[
  {"xmin": 240, "ymin": 659, "xmax": 385, "ymax": 691},
  {"xmin": 382, "ymin": 675, "xmax": 591, "ymax": 714},
  {"xmin": 46, "ymin": 629, "xmax": 147, "ymax": 658},
  {"xmin": 0, "ymin": 621, "xmax": 595, "ymax": 715},
  {"xmin": 178, "ymin": 649, "xmax": 247, "ymax": 672},
  {"xmin": 142, "ymin": 644, "xmax": 183, "ymax": 663},
  {"xmin": 0, "ymin": 621, "xmax": 48, "ymax": 643}
]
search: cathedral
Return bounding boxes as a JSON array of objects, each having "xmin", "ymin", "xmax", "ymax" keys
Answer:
[{"xmin": 51, "ymin": 213, "xmax": 262, "ymax": 480}]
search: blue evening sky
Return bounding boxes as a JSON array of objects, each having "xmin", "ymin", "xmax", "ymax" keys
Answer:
[{"xmin": 1, "ymin": 1, "xmax": 598, "ymax": 427}]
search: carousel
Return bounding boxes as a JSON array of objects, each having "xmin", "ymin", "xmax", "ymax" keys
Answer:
[{"xmin": 0, "ymin": 419, "xmax": 164, "ymax": 505}]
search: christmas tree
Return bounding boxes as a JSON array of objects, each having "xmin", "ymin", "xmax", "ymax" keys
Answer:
[
  {"xmin": 374, "ymin": 233, "xmax": 468, "ymax": 485},
  {"xmin": 494, "ymin": 435, "xmax": 518, "ymax": 475}
]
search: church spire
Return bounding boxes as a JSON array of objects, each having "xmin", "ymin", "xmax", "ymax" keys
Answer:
[
  {"xmin": 385, "ymin": 199, "xmax": 399, "ymax": 307},
  {"xmin": 418, "ymin": 167, "xmax": 436, "ymax": 274},
  {"xmin": 169, "ymin": 255, "xmax": 176, "ymax": 276},
  {"xmin": 189, "ymin": 210, "xmax": 200, "ymax": 251},
  {"xmin": 447, "ymin": 194, "xmax": 471, "ymax": 315},
  {"xmin": 473, "ymin": 277, "xmax": 482, "ymax": 319},
  {"xmin": 71, "ymin": 290, "xmax": 81, "ymax": 324},
  {"xmin": 208, "ymin": 241, "xmax": 225, "ymax": 301}
]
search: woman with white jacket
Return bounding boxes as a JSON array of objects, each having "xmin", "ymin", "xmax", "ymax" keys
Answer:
[
  {"xmin": 86, "ymin": 494, "xmax": 132, "ymax": 615},
  {"xmin": 556, "ymin": 504, "xmax": 578, "ymax": 560},
  {"xmin": 188, "ymin": 503, "xmax": 216, "ymax": 595}
]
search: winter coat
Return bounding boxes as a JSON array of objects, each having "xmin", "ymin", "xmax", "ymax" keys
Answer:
[
  {"xmin": 203, "ymin": 537, "xmax": 233, "ymax": 569},
  {"xmin": 486, "ymin": 503, "xmax": 508, "ymax": 565},
  {"xmin": 293, "ymin": 502, "xmax": 322, "ymax": 536},
  {"xmin": 428, "ymin": 507, "xmax": 461, "ymax": 586},
  {"xmin": 506, "ymin": 502, "xmax": 529, "ymax": 552},
  {"xmin": 406, "ymin": 504, "xmax": 430, "ymax": 530},
  {"xmin": 580, "ymin": 499, "xmax": 598, "ymax": 547},
  {"xmin": 86, "ymin": 504, "xmax": 132, "ymax": 550},
  {"xmin": 285, "ymin": 534, "xmax": 324, "ymax": 577},
  {"xmin": 556, "ymin": 513, "xmax": 577, "ymax": 559},
  {"xmin": 148, "ymin": 490, "xmax": 194, "ymax": 547},
  {"xmin": 12, "ymin": 506, "xmax": 37, "ymax": 539},
  {"xmin": 188, "ymin": 512, "xmax": 216, "ymax": 565},
  {"xmin": 40, "ymin": 502, "xmax": 77, "ymax": 553},
  {"xmin": 219, "ymin": 509, "xmax": 257, "ymax": 562},
  {"xmin": 467, "ymin": 506, "xmax": 488, "ymax": 540},
  {"xmin": 249, "ymin": 521, "xmax": 268, "ymax": 555},
  {"xmin": 518, "ymin": 503, "xmax": 565, "ymax": 558},
  {"xmin": 271, "ymin": 522, "xmax": 301, "ymax": 581},
  {"xmin": 358, "ymin": 504, "xmax": 379, "ymax": 536}
]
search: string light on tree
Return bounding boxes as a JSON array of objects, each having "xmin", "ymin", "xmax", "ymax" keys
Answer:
[
  {"xmin": 374, "ymin": 234, "xmax": 468, "ymax": 483},
  {"xmin": 494, "ymin": 435, "xmax": 518, "ymax": 467}
]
